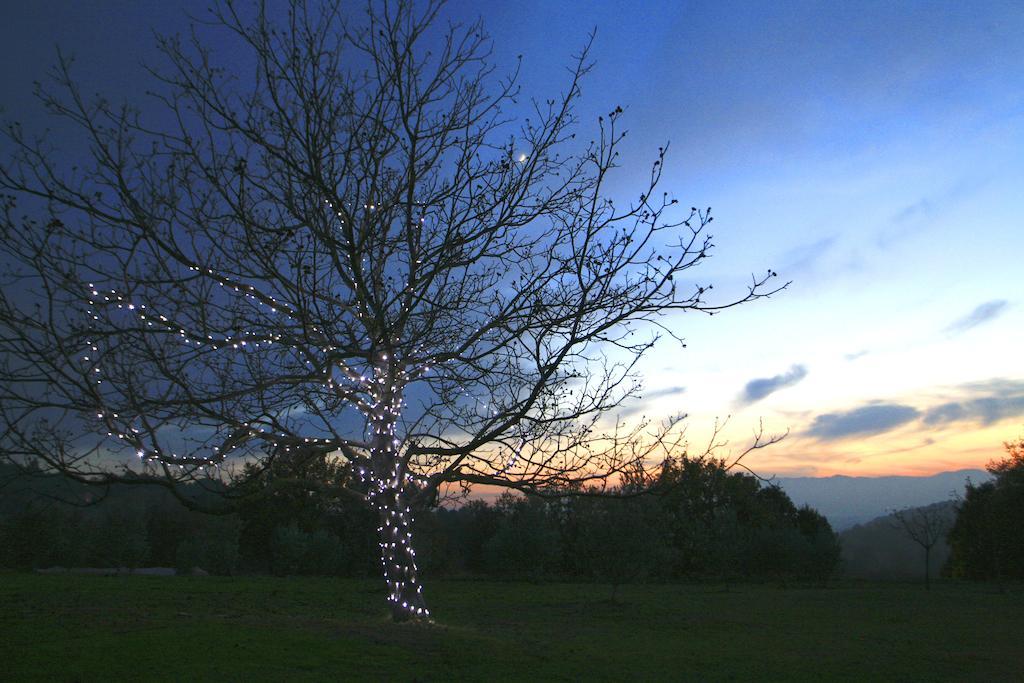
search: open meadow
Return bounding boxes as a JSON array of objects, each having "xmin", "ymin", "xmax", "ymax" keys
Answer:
[{"xmin": 2, "ymin": 574, "xmax": 1021, "ymax": 681}]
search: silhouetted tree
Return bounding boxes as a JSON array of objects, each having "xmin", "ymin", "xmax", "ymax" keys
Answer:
[
  {"xmin": 653, "ymin": 455, "xmax": 839, "ymax": 580},
  {"xmin": 793, "ymin": 505, "xmax": 841, "ymax": 583},
  {"xmin": 232, "ymin": 444, "xmax": 370, "ymax": 573},
  {"xmin": 566, "ymin": 486, "xmax": 664, "ymax": 600},
  {"xmin": 446, "ymin": 499, "xmax": 503, "ymax": 574},
  {"xmin": 891, "ymin": 502, "xmax": 953, "ymax": 589},
  {"xmin": 484, "ymin": 493, "xmax": 560, "ymax": 579},
  {"xmin": 0, "ymin": 0, "xmax": 783, "ymax": 620},
  {"xmin": 948, "ymin": 432, "xmax": 1024, "ymax": 582},
  {"xmin": 175, "ymin": 515, "xmax": 241, "ymax": 575}
]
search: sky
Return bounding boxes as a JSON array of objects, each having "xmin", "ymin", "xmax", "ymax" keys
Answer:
[{"xmin": 1, "ymin": 0, "xmax": 1021, "ymax": 478}]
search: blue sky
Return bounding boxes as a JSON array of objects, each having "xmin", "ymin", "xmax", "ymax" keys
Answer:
[{"xmin": 2, "ymin": 0, "xmax": 1021, "ymax": 476}]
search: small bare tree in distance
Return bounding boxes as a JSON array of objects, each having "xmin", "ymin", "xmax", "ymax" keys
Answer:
[
  {"xmin": 892, "ymin": 503, "xmax": 953, "ymax": 590},
  {"xmin": 0, "ymin": 0, "xmax": 784, "ymax": 621}
]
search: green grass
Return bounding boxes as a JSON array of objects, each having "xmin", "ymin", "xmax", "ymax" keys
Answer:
[{"xmin": 1, "ymin": 574, "xmax": 1021, "ymax": 681}]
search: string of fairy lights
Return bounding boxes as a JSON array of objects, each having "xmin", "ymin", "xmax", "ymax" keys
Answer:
[
  {"xmin": 84, "ymin": 298, "xmax": 431, "ymax": 616},
  {"xmin": 78, "ymin": 192, "xmax": 573, "ymax": 618},
  {"xmin": 77, "ymin": 197, "xmax": 510, "ymax": 619}
]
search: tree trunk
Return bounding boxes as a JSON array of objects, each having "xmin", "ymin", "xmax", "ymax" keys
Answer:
[
  {"xmin": 376, "ymin": 487, "xmax": 430, "ymax": 622},
  {"xmin": 366, "ymin": 386, "xmax": 429, "ymax": 622},
  {"xmin": 924, "ymin": 546, "xmax": 931, "ymax": 590}
]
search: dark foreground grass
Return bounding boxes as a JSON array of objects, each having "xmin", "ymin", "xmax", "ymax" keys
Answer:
[{"xmin": 1, "ymin": 574, "xmax": 1021, "ymax": 681}]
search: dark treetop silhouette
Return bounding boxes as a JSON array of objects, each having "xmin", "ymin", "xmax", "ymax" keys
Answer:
[
  {"xmin": 0, "ymin": 0, "xmax": 783, "ymax": 621},
  {"xmin": 891, "ymin": 503, "xmax": 953, "ymax": 590}
]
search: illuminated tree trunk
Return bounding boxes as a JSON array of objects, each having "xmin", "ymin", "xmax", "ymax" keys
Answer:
[
  {"xmin": 368, "ymin": 388, "xmax": 429, "ymax": 622},
  {"xmin": 376, "ymin": 487, "xmax": 430, "ymax": 622}
]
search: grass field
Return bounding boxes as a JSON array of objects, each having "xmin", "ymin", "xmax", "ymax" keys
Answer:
[{"xmin": 1, "ymin": 574, "xmax": 1022, "ymax": 681}]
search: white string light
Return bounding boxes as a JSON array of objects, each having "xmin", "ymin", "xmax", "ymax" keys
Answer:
[{"xmin": 80, "ymin": 197, "xmax": 438, "ymax": 620}]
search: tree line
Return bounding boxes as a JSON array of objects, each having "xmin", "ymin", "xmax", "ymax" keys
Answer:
[
  {"xmin": 6, "ymin": 431, "xmax": 1021, "ymax": 589},
  {"xmin": 0, "ymin": 455, "xmax": 839, "ymax": 590}
]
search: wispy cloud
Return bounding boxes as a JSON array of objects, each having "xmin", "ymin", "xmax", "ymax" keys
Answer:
[
  {"xmin": 923, "ymin": 380, "xmax": 1024, "ymax": 426},
  {"xmin": 804, "ymin": 378, "xmax": 1024, "ymax": 444},
  {"xmin": 892, "ymin": 197, "xmax": 935, "ymax": 223},
  {"xmin": 618, "ymin": 385, "xmax": 686, "ymax": 417},
  {"xmin": 960, "ymin": 378, "xmax": 1024, "ymax": 396},
  {"xmin": 643, "ymin": 385, "xmax": 687, "ymax": 401},
  {"xmin": 807, "ymin": 403, "xmax": 920, "ymax": 440},
  {"xmin": 741, "ymin": 365, "xmax": 807, "ymax": 404},
  {"xmin": 779, "ymin": 236, "xmax": 837, "ymax": 275},
  {"xmin": 944, "ymin": 299, "xmax": 1009, "ymax": 335},
  {"xmin": 878, "ymin": 179, "xmax": 984, "ymax": 248}
]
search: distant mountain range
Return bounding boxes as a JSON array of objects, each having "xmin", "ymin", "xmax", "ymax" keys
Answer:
[{"xmin": 774, "ymin": 469, "xmax": 991, "ymax": 531}]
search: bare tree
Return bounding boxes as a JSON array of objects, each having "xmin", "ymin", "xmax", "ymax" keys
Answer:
[
  {"xmin": 891, "ymin": 503, "xmax": 953, "ymax": 590},
  {"xmin": 0, "ymin": 0, "xmax": 784, "ymax": 621}
]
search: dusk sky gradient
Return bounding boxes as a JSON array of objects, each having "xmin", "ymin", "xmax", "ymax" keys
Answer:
[{"xmin": 2, "ymin": 0, "xmax": 1021, "ymax": 477}]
